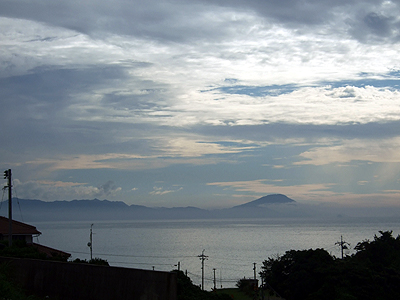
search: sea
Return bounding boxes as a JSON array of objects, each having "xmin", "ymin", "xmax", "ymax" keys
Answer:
[{"xmin": 34, "ymin": 217, "xmax": 400, "ymax": 291}]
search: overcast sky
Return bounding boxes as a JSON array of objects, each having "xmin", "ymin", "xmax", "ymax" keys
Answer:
[{"xmin": 1, "ymin": 0, "xmax": 400, "ymax": 208}]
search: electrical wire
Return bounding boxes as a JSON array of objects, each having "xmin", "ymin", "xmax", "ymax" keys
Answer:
[
  {"xmin": 186, "ymin": 271, "xmax": 239, "ymax": 283},
  {"xmin": 108, "ymin": 261, "xmax": 174, "ymax": 266},
  {"xmin": 65, "ymin": 249, "xmax": 197, "ymax": 259},
  {"xmin": 63, "ymin": 249, "xmax": 243, "ymax": 284}
]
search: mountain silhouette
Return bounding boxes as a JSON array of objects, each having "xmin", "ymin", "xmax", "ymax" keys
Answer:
[
  {"xmin": 2, "ymin": 194, "xmax": 311, "ymax": 222},
  {"xmin": 233, "ymin": 194, "xmax": 296, "ymax": 208}
]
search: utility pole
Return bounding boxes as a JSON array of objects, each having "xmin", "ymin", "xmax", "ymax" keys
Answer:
[
  {"xmin": 335, "ymin": 235, "xmax": 350, "ymax": 259},
  {"xmin": 4, "ymin": 169, "xmax": 12, "ymax": 247},
  {"xmin": 175, "ymin": 261, "xmax": 181, "ymax": 271},
  {"xmin": 213, "ymin": 268, "xmax": 216, "ymax": 290},
  {"xmin": 253, "ymin": 263, "xmax": 258, "ymax": 300},
  {"xmin": 87, "ymin": 223, "xmax": 93, "ymax": 260},
  {"xmin": 220, "ymin": 269, "xmax": 222, "ymax": 289},
  {"xmin": 261, "ymin": 276, "xmax": 264, "ymax": 300},
  {"xmin": 198, "ymin": 249, "xmax": 208, "ymax": 290}
]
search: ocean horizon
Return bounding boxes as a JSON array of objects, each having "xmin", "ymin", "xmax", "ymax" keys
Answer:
[{"xmin": 33, "ymin": 217, "xmax": 400, "ymax": 290}]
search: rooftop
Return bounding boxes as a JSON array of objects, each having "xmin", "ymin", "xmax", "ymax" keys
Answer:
[{"xmin": 0, "ymin": 216, "xmax": 41, "ymax": 236}]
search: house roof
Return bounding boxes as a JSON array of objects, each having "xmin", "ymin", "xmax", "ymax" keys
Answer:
[
  {"xmin": 32, "ymin": 243, "xmax": 71, "ymax": 259},
  {"xmin": 0, "ymin": 216, "xmax": 41, "ymax": 236}
]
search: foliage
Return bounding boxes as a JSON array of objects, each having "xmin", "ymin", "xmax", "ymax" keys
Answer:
[
  {"xmin": 236, "ymin": 278, "xmax": 258, "ymax": 297},
  {"xmin": 0, "ymin": 240, "xmax": 47, "ymax": 260},
  {"xmin": 260, "ymin": 231, "xmax": 400, "ymax": 300},
  {"xmin": 173, "ymin": 270, "xmax": 232, "ymax": 300},
  {"xmin": 236, "ymin": 278, "xmax": 247, "ymax": 289},
  {"xmin": 72, "ymin": 257, "xmax": 109, "ymax": 266}
]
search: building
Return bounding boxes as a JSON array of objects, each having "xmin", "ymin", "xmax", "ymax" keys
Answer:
[
  {"xmin": 0, "ymin": 216, "xmax": 41, "ymax": 244},
  {"xmin": 0, "ymin": 216, "xmax": 70, "ymax": 259}
]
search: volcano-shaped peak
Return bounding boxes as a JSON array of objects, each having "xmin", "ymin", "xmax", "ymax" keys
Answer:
[{"xmin": 234, "ymin": 194, "xmax": 296, "ymax": 208}]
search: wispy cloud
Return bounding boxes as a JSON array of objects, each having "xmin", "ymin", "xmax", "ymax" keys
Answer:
[{"xmin": 149, "ymin": 186, "xmax": 183, "ymax": 196}]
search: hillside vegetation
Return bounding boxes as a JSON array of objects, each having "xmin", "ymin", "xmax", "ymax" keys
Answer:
[{"xmin": 261, "ymin": 230, "xmax": 400, "ymax": 300}]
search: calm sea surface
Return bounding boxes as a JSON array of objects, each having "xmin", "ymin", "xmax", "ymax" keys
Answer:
[{"xmin": 34, "ymin": 217, "xmax": 400, "ymax": 290}]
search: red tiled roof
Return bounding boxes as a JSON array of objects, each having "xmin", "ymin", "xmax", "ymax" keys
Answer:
[
  {"xmin": 0, "ymin": 216, "xmax": 41, "ymax": 235},
  {"xmin": 32, "ymin": 243, "xmax": 71, "ymax": 259}
]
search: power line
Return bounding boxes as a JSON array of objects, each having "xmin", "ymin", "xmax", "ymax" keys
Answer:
[
  {"xmin": 64, "ymin": 250, "xmax": 196, "ymax": 259},
  {"xmin": 108, "ymin": 261, "xmax": 174, "ymax": 266}
]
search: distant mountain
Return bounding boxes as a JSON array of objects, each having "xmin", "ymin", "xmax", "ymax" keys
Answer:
[
  {"xmin": 0, "ymin": 194, "xmax": 326, "ymax": 222},
  {"xmin": 5, "ymin": 198, "xmax": 210, "ymax": 222},
  {"xmin": 2, "ymin": 194, "xmax": 399, "ymax": 222},
  {"xmin": 233, "ymin": 194, "xmax": 296, "ymax": 208}
]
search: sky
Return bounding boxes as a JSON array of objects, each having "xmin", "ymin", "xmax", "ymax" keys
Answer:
[{"xmin": 1, "ymin": 0, "xmax": 400, "ymax": 209}]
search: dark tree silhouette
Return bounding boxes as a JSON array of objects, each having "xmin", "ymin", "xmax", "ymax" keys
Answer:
[{"xmin": 261, "ymin": 231, "xmax": 400, "ymax": 300}]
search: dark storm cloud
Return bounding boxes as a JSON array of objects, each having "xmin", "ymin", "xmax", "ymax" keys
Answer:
[
  {"xmin": 0, "ymin": 65, "xmax": 127, "ymax": 130},
  {"xmin": 195, "ymin": 0, "xmax": 350, "ymax": 25},
  {"xmin": 2, "ymin": 0, "xmax": 400, "ymax": 43},
  {"xmin": 0, "ymin": 0, "xmax": 232, "ymax": 42},
  {"xmin": 348, "ymin": 11, "xmax": 400, "ymax": 42},
  {"xmin": 0, "ymin": 63, "xmax": 164, "ymax": 157},
  {"xmin": 189, "ymin": 0, "xmax": 400, "ymax": 42}
]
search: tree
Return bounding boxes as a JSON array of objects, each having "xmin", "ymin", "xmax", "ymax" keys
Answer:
[
  {"xmin": 261, "ymin": 248, "xmax": 335, "ymax": 300},
  {"xmin": 173, "ymin": 270, "xmax": 231, "ymax": 300},
  {"xmin": 260, "ymin": 231, "xmax": 400, "ymax": 300}
]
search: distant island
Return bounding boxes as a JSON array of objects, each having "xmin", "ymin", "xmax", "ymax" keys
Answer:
[{"xmin": 2, "ymin": 194, "xmax": 400, "ymax": 222}]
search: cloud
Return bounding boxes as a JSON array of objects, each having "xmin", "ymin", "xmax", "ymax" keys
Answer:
[
  {"xmin": 149, "ymin": 186, "xmax": 183, "ymax": 196},
  {"xmin": 12, "ymin": 179, "xmax": 122, "ymax": 201},
  {"xmin": 348, "ymin": 9, "xmax": 400, "ymax": 43},
  {"xmin": 1, "ymin": 1, "xmax": 400, "ymax": 207},
  {"xmin": 96, "ymin": 181, "xmax": 122, "ymax": 197},
  {"xmin": 207, "ymin": 179, "xmax": 336, "ymax": 199},
  {"xmin": 296, "ymin": 137, "xmax": 400, "ymax": 165},
  {"xmin": 207, "ymin": 179, "xmax": 400, "ymax": 206}
]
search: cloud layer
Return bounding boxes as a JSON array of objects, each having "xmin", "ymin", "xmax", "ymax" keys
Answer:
[{"xmin": 1, "ymin": 0, "xmax": 400, "ymax": 208}]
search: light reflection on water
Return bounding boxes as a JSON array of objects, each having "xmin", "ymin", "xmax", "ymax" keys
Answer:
[{"xmin": 35, "ymin": 218, "xmax": 400, "ymax": 290}]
